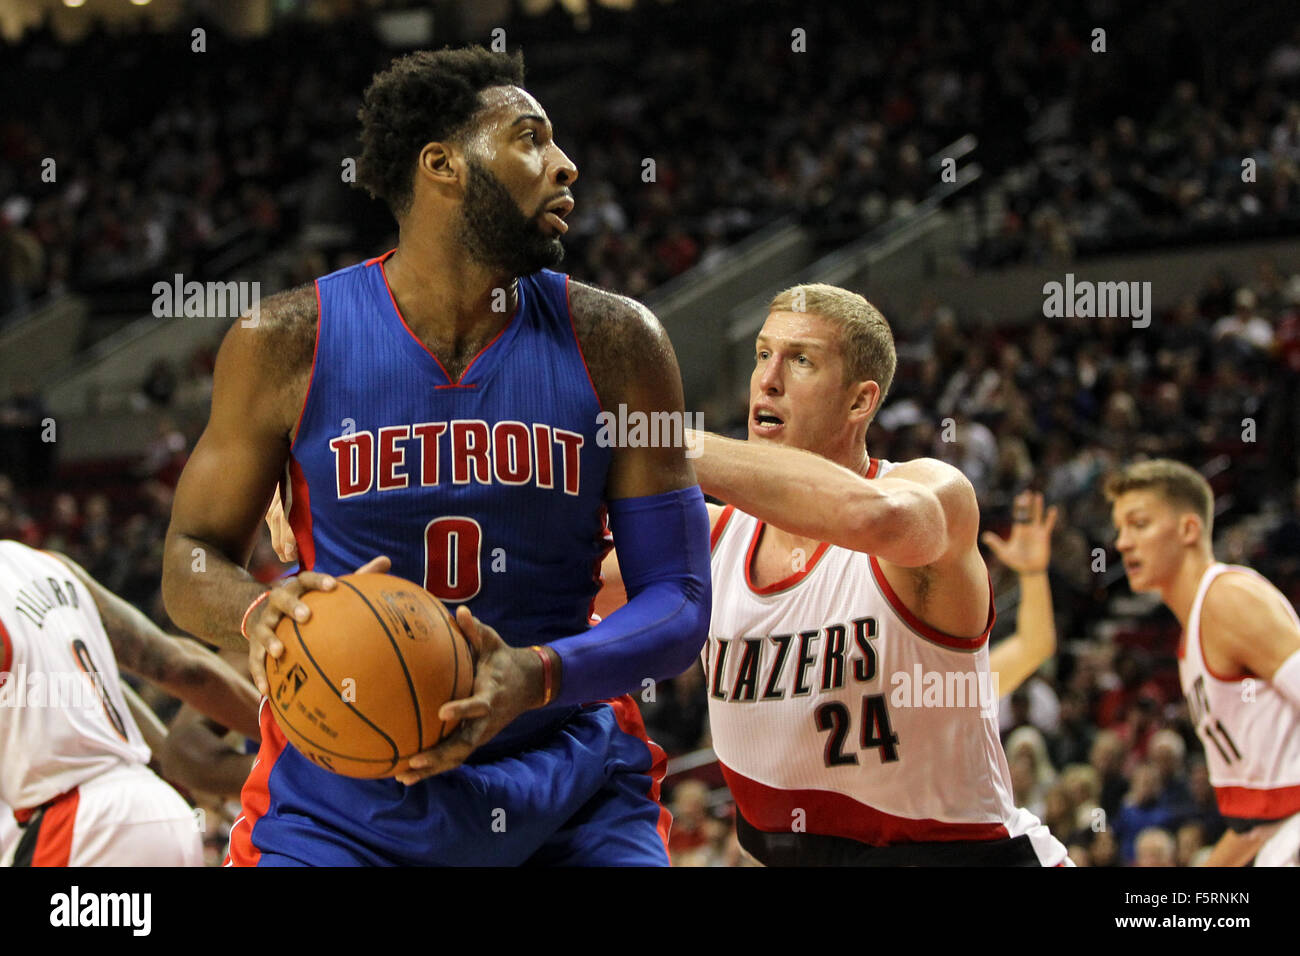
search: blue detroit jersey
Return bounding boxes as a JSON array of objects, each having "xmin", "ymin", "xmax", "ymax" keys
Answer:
[{"xmin": 284, "ymin": 250, "xmax": 612, "ymax": 758}]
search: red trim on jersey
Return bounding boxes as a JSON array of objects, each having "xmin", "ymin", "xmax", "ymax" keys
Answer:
[
  {"xmin": 744, "ymin": 521, "xmax": 831, "ymax": 595},
  {"xmin": 710, "ymin": 505, "xmax": 735, "ymax": 552},
  {"xmin": 1215, "ymin": 782, "xmax": 1300, "ymax": 821},
  {"xmin": 377, "ymin": 255, "xmax": 452, "ymax": 382},
  {"xmin": 1198, "ymin": 570, "xmax": 1263, "ymax": 682},
  {"xmin": 286, "ymin": 455, "xmax": 315, "ymax": 572},
  {"xmin": 864, "ymin": 457, "xmax": 880, "ymax": 479},
  {"xmin": 721, "ymin": 762, "xmax": 1010, "ymax": 845},
  {"xmin": 31, "ymin": 787, "xmax": 80, "ymax": 866},
  {"xmin": 0, "ymin": 616, "xmax": 12, "ymax": 678},
  {"xmin": 563, "ymin": 274, "xmax": 603, "ymax": 409},
  {"xmin": 225, "ymin": 700, "xmax": 281, "ymax": 867},
  {"xmin": 376, "ymin": 256, "xmax": 519, "ymax": 387},
  {"xmin": 868, "ymin": 555, "xmax": 995, "ymax": 651},
  {"xmin": 363, "ymin": 249, "xmax": 396, "ymax": 267},
  {"xmin": 456, "ymin": 305, "xmax": 519, "ymax": 383},
  {"xmin": 605, "ymin": 695, "xmax": 672, "ymax": 856}
]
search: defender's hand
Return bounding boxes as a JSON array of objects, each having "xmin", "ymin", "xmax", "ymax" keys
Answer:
[
  {"xmin": 246, "ymin": 555, "xmax": 392, "ymax": 696},
  {"xmin": 981, "ymin": 491, "xmax": 1057, "ymax": 574},
  {"xmin": 395, "ymin": 606, "xmax": 547, "ymax": 785}
]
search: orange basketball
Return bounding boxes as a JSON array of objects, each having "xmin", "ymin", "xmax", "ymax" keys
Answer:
[{"xmin": 265, "ymin": 572, "xmax": 475, "ymax": 778}]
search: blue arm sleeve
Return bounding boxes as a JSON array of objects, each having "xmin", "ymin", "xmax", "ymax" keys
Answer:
[{"xmin": 549, "ymin": 485, "xmax": 712, "ymax": 709}]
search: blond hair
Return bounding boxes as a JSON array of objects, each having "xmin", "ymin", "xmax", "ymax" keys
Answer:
[
  {"xmin": 768, "ymin": 283, "xmax": 897, "ymax": 405},
  {"xmin": 1104, "ymin": 458, "xmax": 1214, "ymax": 538}
]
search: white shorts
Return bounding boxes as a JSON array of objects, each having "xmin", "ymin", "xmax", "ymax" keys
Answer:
[
  {"xmin": 1254, "ymin": 811, "xmax": 1300, "ymax": 867},
  {"xmin": 5, "ymin": 762, "xmax": 202, "ymax": 867}
]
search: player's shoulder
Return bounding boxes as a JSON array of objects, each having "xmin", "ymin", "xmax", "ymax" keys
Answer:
[
  {"xmin": 241, "ymin": 282, "xmax": 317, "ymax": 346},
  {"xmin": 217, "ymin": 282, "xmax": 318, "ymax": 371},
  {"xmin": 1202, "ymin": 566, "xmax": 1283, "ymax": 619},
  {"xmin": 566, "ymin": 279, "xmax": 674, "ymax": 392},
  {"xmin": 880, "ymin": 456, "xmax": 976, "ymax": 495}
]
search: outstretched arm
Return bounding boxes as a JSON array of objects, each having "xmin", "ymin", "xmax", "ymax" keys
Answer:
[
  {"xmin": 47, "ymin": 551, "xmax": 262, "ymax": 740},
  {"xmin": 983, "ymin": 491, "xmax": 1059, "ymax": 695},
  {"xmin": 687, "ymin": 431, "xmax": 972, "ymax": 568}
]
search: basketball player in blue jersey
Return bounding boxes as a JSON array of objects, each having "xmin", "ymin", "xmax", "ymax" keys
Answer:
[{"xmin": 161, "ymin": 47, "xmax": 711, "ymax": 866}]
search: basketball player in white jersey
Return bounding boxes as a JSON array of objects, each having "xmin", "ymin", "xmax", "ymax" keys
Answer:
[
  {"xmin": 679, "ymin": 284, "xmax": 1067, "ymax": 865},
  {"xmin": 0, "ymin": 540, "xmax": 260, "ymax": 866},
  {"xmin": 1107, "ymin": 459, "xmax": 1300, "ymax": 866}
]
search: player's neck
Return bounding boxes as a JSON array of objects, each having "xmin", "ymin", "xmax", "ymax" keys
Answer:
[
  {"xmin": 1163, "ymin": 549, "xmax": 1216, "ymax": 627},
  {"xmin": 386, "ymin": 231, "xmax": 518, "ymax": 339}
]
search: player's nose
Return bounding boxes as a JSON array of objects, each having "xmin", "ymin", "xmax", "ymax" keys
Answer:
[
  {"xmin": 757, "ymin": 358, "xmax": 783, "ymax": 393},
  {"xmin": 551, "ymin": 144, "xmax": 578, "ymax": 187}
]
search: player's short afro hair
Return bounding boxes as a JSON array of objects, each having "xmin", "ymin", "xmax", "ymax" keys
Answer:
[{"xmin": 356, "ymin": 46, "xmax": 526, "ymax": 217}]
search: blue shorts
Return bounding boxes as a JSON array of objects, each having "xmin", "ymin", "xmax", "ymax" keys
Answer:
[{"xmin": 226, "ymin": 696, "xmax": 670, "ymax": 866}]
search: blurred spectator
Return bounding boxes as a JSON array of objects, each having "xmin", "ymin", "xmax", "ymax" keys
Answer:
[
  {"xmin": 666, "ymin": 779, "xmax": 712, "ymax": 862},
  {"xmin": 1212, "ymin": 288, "xmax": 1274, "ymax": 354},
  {"xmin": 1133, "ymin": 826, "xmax": 1177, "ymax": 867},
  {"xmin": 1115, "ymin": 763, "xmax": 1184, "ymax": 863}
]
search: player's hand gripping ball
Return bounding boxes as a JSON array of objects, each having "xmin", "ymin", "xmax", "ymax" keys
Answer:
[{"xmin": 265, "ymin": 573, "xmax": 476, "ymax": 778}]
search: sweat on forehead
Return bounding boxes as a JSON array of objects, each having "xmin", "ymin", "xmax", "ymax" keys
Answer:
[{"xmin": 473, "ymin": 86, "xmax": 545, "ymax": 125}]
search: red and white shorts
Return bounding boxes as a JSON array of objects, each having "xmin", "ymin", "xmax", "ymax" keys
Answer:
[{"xmin": 5, "ymin": 763, "xmax": 202, "ymax": 867}]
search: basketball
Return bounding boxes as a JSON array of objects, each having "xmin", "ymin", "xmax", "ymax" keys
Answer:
[{"xmin": 264, "ymin": 573, "xmax": 476, "ymax": 779}]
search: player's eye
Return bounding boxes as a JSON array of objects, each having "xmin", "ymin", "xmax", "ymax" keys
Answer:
[{"xmin": 796, "ymin": 354, "xmax": 810, "ymax": 365}]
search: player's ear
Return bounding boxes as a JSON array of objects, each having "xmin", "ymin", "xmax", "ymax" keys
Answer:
[
  {"xmin": 847, "ymin": 380, "xmax": 881, "ymax": 425},
  {"xmin": 417, "ymin": 141, "xmax": 461, "ymax": 186},
  {"xmin": 1179, "ymin": 512, "xmax": 1202, "ymax": 547}
]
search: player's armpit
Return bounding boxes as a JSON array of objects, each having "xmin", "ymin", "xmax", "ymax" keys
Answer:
[{"xmin": 1199, "ymin": 572, "xmax": 1300, "ymax": 681}]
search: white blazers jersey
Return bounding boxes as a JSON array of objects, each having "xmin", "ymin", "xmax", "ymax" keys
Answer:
[
  {"xmin": 1180, "ymin": 562, "xmax": 1300, "ymax": 827},
  {"xmin": 0, "ymin": 541, "xmax": 150, "ymax": 813},
  {"xmin": 706, "ymin": 458, "xmax": 1067, "ymax": 866}
]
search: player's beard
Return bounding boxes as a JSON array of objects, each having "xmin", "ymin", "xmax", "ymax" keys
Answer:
[{"xmin": 456, "ymin": 159, "xmax": 565, "ymax": 277}]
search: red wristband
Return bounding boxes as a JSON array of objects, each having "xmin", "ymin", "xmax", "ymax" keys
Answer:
[
  {"xmin": 240, "ymin": 591, "xmax": 271, "ymax": 641},
  {"xmin": 530, "ymin": 644, "xmax": 554, "ymax": 707}
]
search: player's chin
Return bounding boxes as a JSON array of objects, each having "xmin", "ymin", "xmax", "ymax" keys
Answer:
[{"xmin": 1124, "ymin": 568, "xmax": 1154, "ymax": 592}]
